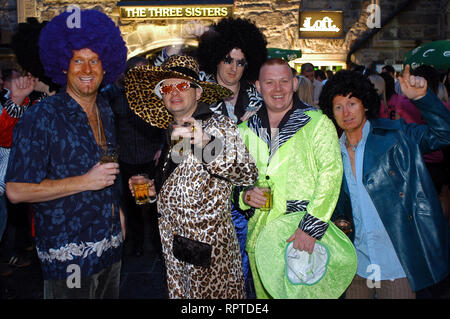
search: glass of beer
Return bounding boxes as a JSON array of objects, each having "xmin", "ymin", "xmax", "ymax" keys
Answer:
[
  {"xmin": 255, "ymin": 179, "xmax": 273, "ymax": 211},
  {"xmin": 333, "ymin": 215, "xmax": 353, "ymax": 236},
  {"xmin": 100, "ymin": 143, "xmax": 118, "ymax": 164},
  {"xmin": 131, "ymin": 174, "xmax": 151, "ymax": 205}
]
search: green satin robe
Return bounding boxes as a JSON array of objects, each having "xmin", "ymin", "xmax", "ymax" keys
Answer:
[{"xmin": 237, "ymin": 107, "xmax": 343, "ymax": 298}]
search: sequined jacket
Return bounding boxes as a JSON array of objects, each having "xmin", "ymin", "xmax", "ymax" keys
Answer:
[{"xmin": 235, "ymin": 95, "xmax": 343, "ymax": 253}]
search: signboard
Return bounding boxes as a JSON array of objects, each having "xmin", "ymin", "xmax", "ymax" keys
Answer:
[
  {"xmin": 299, "ymin": 11, "xmax": 343, "ymax": 39},
  {"xmin": 118, "ymin": 1, "xmax": 233, "ymax": 20}
]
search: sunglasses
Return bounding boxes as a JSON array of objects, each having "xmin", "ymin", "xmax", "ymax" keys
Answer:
[
  {"xmin": 159, "ymin": 81, "xmax": 198, "ymax": 95},
  {"xmin": 222, "ymin": 56, "xmax": 247, "ymax": 68}
]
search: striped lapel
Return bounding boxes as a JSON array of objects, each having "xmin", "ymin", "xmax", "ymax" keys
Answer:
[{"xmin": 247, "ymin": 95, "xmax": 314, "ymax": 163}]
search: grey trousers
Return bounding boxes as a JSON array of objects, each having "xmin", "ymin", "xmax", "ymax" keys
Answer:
[
  {"xmin": 43, "ymin": 261, "xmax": 122, "ymax": 299},
  {"xmin": 345, "ymin": 274, "xmax": 415, "ymax": 299}
]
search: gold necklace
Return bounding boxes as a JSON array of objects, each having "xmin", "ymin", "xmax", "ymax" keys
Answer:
[
  {"xmin": 96, "ymin": 105, "xmax": 102, "ymax": 145},
  {"xmin": 88, "ymin": 104, "xmax": 102, "ymax": 145}
]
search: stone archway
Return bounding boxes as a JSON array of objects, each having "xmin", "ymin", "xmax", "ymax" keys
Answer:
[{"xmin": 122, "ymin": 21, "xmax": 213, "ymax": 58}]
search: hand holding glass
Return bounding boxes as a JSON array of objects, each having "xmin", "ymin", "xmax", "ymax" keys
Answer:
[
  {"xmin": 244, "ymin": 182, "xmax": 273, "ymax": 210},
  {"xmin": 333, "ymin": 215, "xmax": 353, "ymax": 235},
  {"xmin": 130, "ymin": 174, "xmax": 156, "ymax": 205},
  {"xmin": 100, "ymin": 143, "xmax": 118, "ymax": 164},
  {"xmin": 254, "ymin": 179, "xmax": 273, "ymax": 211}
]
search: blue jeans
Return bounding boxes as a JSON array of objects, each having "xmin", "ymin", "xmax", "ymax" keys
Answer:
[
  {"xmin": 231, "ymin": 202, "xmax": 249, "ymax": 282},
  {"xmin": 43, "ymin": 261, "xmax": 122, "ymax": 299}
]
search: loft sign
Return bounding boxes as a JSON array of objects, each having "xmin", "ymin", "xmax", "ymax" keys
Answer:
[
  {"xmin": 120, "ymin": 5, "xmax": 233, "ymax": 20},
  {"xmin": 299, "ymin": 11, "xmax": 344, "ymax": 39}
]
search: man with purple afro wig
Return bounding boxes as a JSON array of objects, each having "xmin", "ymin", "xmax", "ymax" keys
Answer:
[
  {"xmin": 38, "ymin": 8, "xmax": 127, "ymax": 87},
  {"xmin": 5, "ymin": 8, "xmax": 127, "ymax": 299}
]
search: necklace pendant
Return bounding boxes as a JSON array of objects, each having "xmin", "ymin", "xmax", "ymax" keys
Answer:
[{"xmin": 345, "ymin": 139, "xmax": 359, "ymax": 152}]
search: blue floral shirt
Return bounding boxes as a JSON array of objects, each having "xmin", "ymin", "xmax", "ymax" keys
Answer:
[{"xmin": 5, "ymin": 91, "xmax": 123, "ymax": 281}]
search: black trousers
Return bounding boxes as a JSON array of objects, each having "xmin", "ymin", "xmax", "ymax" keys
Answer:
[
  {"xmin": 43, "ymin": 261, "xmax": 121, "ymax": 299},
  {"xmin": 0, "ymin": 200, "xmax": 32, "ymax": 260},
  {"xmin": 119, "ymin": 160, "xmax": 160, "ymax": 252}
]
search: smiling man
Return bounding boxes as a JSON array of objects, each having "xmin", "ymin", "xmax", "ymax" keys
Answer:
[
  {"xmin": 158, "ymin": 18, "xmax": 268, "ymax": 288},
  {"xmin": 66, "ymin": 48, "xmax": 104, "ymax": 98},
  {"xmin": 234, "ymin": 58, "xmax": 343, "ymax": 298},
  {"xmin": 5, "ymin": 9, "xmax": 127, "ymax": 299},
  {"xmin": 320, "ymin": 66, "xmax": 449, "ymax": 298},
  {"xmin": 124, "ymin": 55, "xmax": 257, "ymax": 298}
]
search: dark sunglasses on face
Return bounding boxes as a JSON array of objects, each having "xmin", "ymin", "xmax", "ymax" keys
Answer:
[
  {"xmin": 222, "ymin": 56, "xmax": 247, "ymax": 68},
  {"xmin": 159, "ymin": 81, "xmax": 198, "ymax": 95}
]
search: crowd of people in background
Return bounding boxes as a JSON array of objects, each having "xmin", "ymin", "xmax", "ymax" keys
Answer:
[{"xmin": 0, "ymin": 8, "xmax": 449, "ymax": 300}]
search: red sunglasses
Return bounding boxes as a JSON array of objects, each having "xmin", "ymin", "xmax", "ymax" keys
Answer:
[{"xmin": 159, "ymin": 81, "xmax": 197, "ymax": 95}]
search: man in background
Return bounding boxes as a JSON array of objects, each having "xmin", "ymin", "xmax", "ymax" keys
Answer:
[{"xmin": 301, "ymin": 62, "xmax": 323, "ymax": 106}]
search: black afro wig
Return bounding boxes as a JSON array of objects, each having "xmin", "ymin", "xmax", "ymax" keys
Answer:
[
  {"xmin": 319, "ymin": 70, "xmax": 380, "ymax": 123},
  {"xmin": 195, "ymin": 17, "xmax": 267, "ymax": 83},
  {"xmin": 10, "ymin": 18, "xmax": 59, "ymax": 92}
]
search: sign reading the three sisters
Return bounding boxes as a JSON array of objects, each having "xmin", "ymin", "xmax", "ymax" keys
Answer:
[
  {"xmin": 119, "ymin": 4, "xmax": 233, "ymax": 20},
  {"xmin": 299, "ymin": 11, "xmax": 344, "ymax": 38}
]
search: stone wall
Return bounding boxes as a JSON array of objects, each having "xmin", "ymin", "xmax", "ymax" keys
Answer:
[
  {"xmin": 351, "ymin": 0, "xmax": 449, "ymax": 66},
  {"xmin": 36, "ymin": 0, "xmax": 117, "ymax": 22},
  {"xmin": 234, "ymin": 1, "xmax": 301, "ymax": 50},
  {"xmin": 0, "ymin": 0, "xmax": 18, "ymax": 43},
  {"xmin": 1, "ymin": 0, "xmax": 449, "ymax": 67}
]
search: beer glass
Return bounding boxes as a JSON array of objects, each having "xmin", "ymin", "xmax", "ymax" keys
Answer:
[
  {"xmin": 100, "ymin": 143, "xmax": 118, "ymax": 164},
  {"xmin": 333, "ymin": 215, "xmax": 353, "ymax": 236},
  {"xmin": 131, "ymin": 174, "xmax": 151, "ymax": 205},
  {"xmin": 255, "ymin": 179, "xmax": 273, "ymax": 211}
]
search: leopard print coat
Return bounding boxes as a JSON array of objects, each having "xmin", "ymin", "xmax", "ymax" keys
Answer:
[{"xmin": 157, "ymin": 113, "xmax": 258, "ymax": 299}]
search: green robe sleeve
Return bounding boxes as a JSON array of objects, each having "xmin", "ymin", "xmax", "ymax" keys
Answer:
[{"xmin": 298, "ymin": 113, "xmax": 343, "ymax": 240}]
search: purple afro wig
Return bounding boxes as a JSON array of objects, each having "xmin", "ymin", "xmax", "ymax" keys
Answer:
[{"xmin": 39, "ymin": 9, "xmax": 127, "ymax": 86}]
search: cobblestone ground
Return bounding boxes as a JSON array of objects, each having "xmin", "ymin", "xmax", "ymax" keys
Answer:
[{"xmin": 1, "ymin": 220, "xmax": 448, "ymax": 299}]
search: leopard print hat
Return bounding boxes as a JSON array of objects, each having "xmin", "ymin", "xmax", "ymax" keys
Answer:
[{"xmin": 125, "ymin": 55, "xmax": 232, "ymax": 129}]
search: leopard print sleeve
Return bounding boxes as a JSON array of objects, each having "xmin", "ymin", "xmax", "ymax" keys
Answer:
[{"xmin": 201, "ymin": 115, "xmax": 258, "ymax": 187}]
